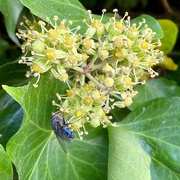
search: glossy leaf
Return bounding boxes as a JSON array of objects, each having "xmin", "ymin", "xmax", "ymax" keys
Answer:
[
  {"xmin": 20, "ymin": 0, "xmax": 88, "ymax": 34},
  {"xmin": 158, "ymin": 19, "xmax": 178, "ymax": 54},
  {"xmin": 108, "ymin": 97, "xmax": 180, "ymax": 179},
  {"xmin": 3, "ymin": 73, "xmax": 108, "ymax": 180},
  {"xmin": 131, "ymin": 14, "xmax": 164, "ymax": 40},
  {"xmin": 158, "ymin": 55, "xmax": 178, "ymax": 71},
  {"xmin": 0, "ymin": 144, "xmax": 13, "ymax": 180},
  {"xmin": 0, "ymin": 61, "xmax": 28, "ymax": 146},
  {"xmin": 0, "ymin": 91, "xmax": 23, "ymax": 147},
  {"xmin": 129, "ymin": 78, "xmax": 180, "ymax": 110},
  {"xmin": 0, "ymin": 0, "xmax": 23, "ymax": 46},
  {"xmin": 108, "ymin": 125, "xmax": 151, "ymax": 180}
]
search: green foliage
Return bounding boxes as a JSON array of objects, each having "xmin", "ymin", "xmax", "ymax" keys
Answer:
[
  {"xmin": 20, "ymin": 0, "xmax": 88, "ymax": 34},
  {"xmin": 0, "ymin": 0, "xmax": 23, "ymax": 46},
  {"xmin": 0, "ymin": 144, "xmax": 13, "ymax": 179},
  {"xmin": 0, "ymin": 0, "xmax": 180, "ymax": 179},
  {"xmin": 129, "ymin": 78, "xmax": 180, "ymax": 110},
  {"xmin": 3, "ymin": 74, "xmax": 108, "ymax": 179},
  {"xmin": 109, "ymin": 97, "xmax": 180, "ymax": 179},
  {"xmin": 158, "ymin": 19, "xmax": 178, "ymax": 54},
  {"xmin": 157, "ymin": 19, "xmax": 179, "ymax": 71}
]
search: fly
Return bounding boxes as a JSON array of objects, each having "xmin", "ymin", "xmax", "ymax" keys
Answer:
[{"xmin": 51, "ymin": 112, "xmax": 74, "ymax": 153}]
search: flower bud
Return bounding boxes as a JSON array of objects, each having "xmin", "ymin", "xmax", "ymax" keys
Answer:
[
  {"xmin": 32, "ymin": 40, "xmax": 45, "ymax": 53},
  {"xmin": 102, "ymin": 63, "xmax": 113, "ymax": 72},
  {"xmin": 114, "ymin": 37, "xmax": 124, "ymax": 48},
  {"xmin": 90, "ymin": 117, "xmax": 100, "ymax": 128},
  {"xmin": 59, "ymin": 73, "xmax": 68, "ymax": 81},
  {"xmin": 124, "ymin": 97, "xmax": 132, "ymax": 107},
  {"xmin": 104, "ymin": 77, "xmax": 114, "ymax": 87},
  {"xmin": 98, "ymin": 50, "xmax": 109, "ymax": 60}
]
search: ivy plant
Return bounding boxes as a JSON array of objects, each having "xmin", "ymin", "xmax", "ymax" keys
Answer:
[{"xmin": 0, "ymin": 0, "xmax": 180, "ymax": 180}]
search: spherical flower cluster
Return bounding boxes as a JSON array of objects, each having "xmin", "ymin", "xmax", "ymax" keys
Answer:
[{"xmin": 17, "ymin": 9, "xmax": 163, "ymax": 139}]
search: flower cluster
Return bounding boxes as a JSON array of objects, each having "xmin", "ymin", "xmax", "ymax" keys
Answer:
[{"xmin": 17, "ymin": 9, "xmax": 163, "ymax": 139}]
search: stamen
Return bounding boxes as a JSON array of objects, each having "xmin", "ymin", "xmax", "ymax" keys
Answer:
[
  {"xmin": 83, "ymin": 19, "xmax": 90, "ymax": 27},
  {"xmin": 66, "ymin": 81, "xmax": 71, "ymax": 89},
  {"xmin": 83, "ymin": 125, "xmax": 88, "ymax": 135},
  {"xmin": 113, "ymin": 9, "xmax": 118, "ymax": 19},
  {"xmin": 38, "ymin": 20, "xmax": 48, "ymax": 33},
  {"xmin": 25, "ymin": 71, "xmax": 31, "ymax": 78},
  {"xmin": 126, "ymin": 16, "xmax": 131, "ymax": 27},
  {"xmin": 121, "ymin": 12, "xmax": 128, "ymax": 22},
  {"xmin": 99, "ymin": 119, "xmax": 107, "ymax": 128},
  {"xmin": 77, "ymin": 130, "xmax": 83, "ymax": 140},
  {"xmin": 46, "ymin": 16, "xmax": 57, "ymax": 29},
  {"xmin": 53, "ymin": 15, "xmax": 58, "ymax": 28},
  {"xmin": 56, "ymin": 93, "xmax": 62, "ymax": 101},
  {"xmin": 33, "ymin": 73, "xmax": 40, "ymax": 88},
  {"xmin": 100, "ymin": 9, "xmax": 106, "ymax": 22},
  {"xmin": 87, "ymin": 10, "xmax": 94, "ymax": 22}
]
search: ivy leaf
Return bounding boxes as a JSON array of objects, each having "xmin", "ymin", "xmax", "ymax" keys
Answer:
[
  {"xmin": 0, "ymin": 91, "xmax": 23, "ymax": 147},
  {"xmin": 0, "ymin": 144, "xmax": 13, "ymax": 180},
  {"xmin": 158, "ymin": 19, "xmax": 178, "ymax": 54},
  {"xmin": 3, "ymin": 73, "xmax": 108, "ymax": 180},
  {"xmin": 108, "ymin": 97, "xmax": 180, "ymax": 179},
  {"xmin": 157, "ymin": 19, "xmax": 178, "ymax": 71},
  {"xmin": 0, "ymin": 0, "xmax": 23, "ymax": 46},
  {"xmin": 131, "ymin": 14, "xmax": 164, "ymax": 40},
  {"xmin": 158, "ymin": 55, "xmax": 178, "ymax": 71},
  {"xmin": 129, "ymin": 78, "xmax": 180, "ymax": 110},
  {"xmin": 20, "ymin": 0, "xmax": 88, "ymax": 34},
  {"xmin": 0, "ymin": 61, "xmax": 28, "ymax": 146},
  {"xmin": 108, "ymin": 126, "xmax": 151, "ymax": 180}
]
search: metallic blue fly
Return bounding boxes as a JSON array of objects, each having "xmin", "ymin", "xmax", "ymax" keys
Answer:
[{"xmin": 51, "ymin": 112, "xmax": 74, "ymax": 153}]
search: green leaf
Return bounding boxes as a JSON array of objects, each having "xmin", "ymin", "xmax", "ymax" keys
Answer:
[
  {"xmin": 0, "ymin": 35, "xmax": 22, "ymax": 65},
  {"xmin": 108, "ymin": 126, "xmax": 151, "ymax": 180},
  {"xmin": 129, "ymin": 78, "xmax": 180, "ymax": 110},
  {"xmin": 158, "ymin": 19, "xmax": 178, "ymax": 54},
  {"xmin": 20, "ymin": 0, "xmax": 88, "ymax": 34},
  {"xmin": 108, "ymin": 97, "xmax": 180, "ymax": 179},
  {"xmin": 131, "ymin": 14, "xmax": 164, "ymax": 40},
  {"xmin": 3, "ymin": 73, "xmax": 108, "ymax": 179},
  {"xmin": 158, "ymin": 55, "xmax": 178, "ymax": 71},
  {"xmin": 0, "ymin": 36, "xmax": 11, "ymax": 65},
  {"xmin": 0, "ymin": 144, "xmax": 13, "ymax": 180},
  {"xmin": 0, "ymin": 0, "xmax": 23, "ymax": 46},
  {"xmin": 0, "ymin": 61, "xmax": 28, "ymax": 87},
  {"xmin": 0, "ymin": 90, "xmax": 22, "ymax": 147},
  {"xmin": 0, "ymin": 61, "xmax": 28, "ymax": 146}
]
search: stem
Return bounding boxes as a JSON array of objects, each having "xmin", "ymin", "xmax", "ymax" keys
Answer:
[
  {"xmin": 72, "ymin": 66, "xmax": 84, "ymax": 73},
  {"xmin": 81, "ymin": 74, "xmax": 85, "ymax": 86},
  {"xmin": 110, "ymin": 92, "xmax": 122, "ymax": 100},
  {"xmin": 91, "ymin": 58, "xmax": 117, "ymax": 71},
  {"xmin": 88, "ymin": 55, "xmax": 98, "ymax": 69},
  {"xmin": 160, "ymin": 0, "xmax": 173, "ymax": 14},
  {"xmin": 86, "ymin": 73, "xmax": 106, "ymax": 90},
  {"xmin": 91, "ymin": 62, "xmax": 106, "ymax": 71}
]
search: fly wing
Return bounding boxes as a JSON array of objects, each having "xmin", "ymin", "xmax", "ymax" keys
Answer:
[{"xmin": 55, "ymin": 132, "xmax": 67, "ymax": 153}]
